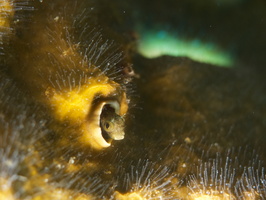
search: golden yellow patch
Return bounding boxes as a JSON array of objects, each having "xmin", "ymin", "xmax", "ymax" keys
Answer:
[
  {"xmin": 0, "ymin": 178, "xmax": 15, "ymax": 200},
  {"xmin": 114, "ymin": 191, "xmax": 144, "ymax": 200},
  {"xmin": 32, "ymin": 188, "xmax": 94, "ymax": 200},
  {"xmin": 48, "ymin": 81, "xmax": 118, "ymax": 123},
  {"xmin": 0, "ymin": 0, "xmax": 14, "ymax": 28}
]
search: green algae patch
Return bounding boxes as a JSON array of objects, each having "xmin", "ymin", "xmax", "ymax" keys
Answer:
[{"xmin": 137, "ymin": 30, "xmax": 234, "ymax": 67}]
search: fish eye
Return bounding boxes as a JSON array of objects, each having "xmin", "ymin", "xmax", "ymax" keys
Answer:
[
  {"xmin": 105, "ymin": 122, "xmax": 110, "ymax": 129},
  {"xmin": 104, "ymin": 121, "xmax": 114, "ymax": 132}
]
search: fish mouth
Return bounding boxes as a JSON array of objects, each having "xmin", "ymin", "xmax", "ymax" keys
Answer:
[{"xmin": 86, "ymin": 99, "xmax": 126, "ymax": 149}]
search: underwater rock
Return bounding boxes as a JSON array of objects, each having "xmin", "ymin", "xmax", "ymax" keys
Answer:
[
  {"xmin": 4, "ymin": 0, "xmax": 130, "ymax": 151},
  {"xmin": 1, "ymin": 0, "xmax": 266, "ymax": 199},
  {"xmin": 0, "ymin": 71, "xmax": 117, "ymax": 199},
  {"xmin": 119, "ymin": 55, "xmax": 266, "ymax": 199},
  {"xmin": 134, "ymin": 55, "xmax": 266, "ymax": 159}
]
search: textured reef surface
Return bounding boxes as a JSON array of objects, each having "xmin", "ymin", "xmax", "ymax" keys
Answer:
[{"xmin": 1, "ymin": 0, "xmax": 266, "ymax": 199}]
